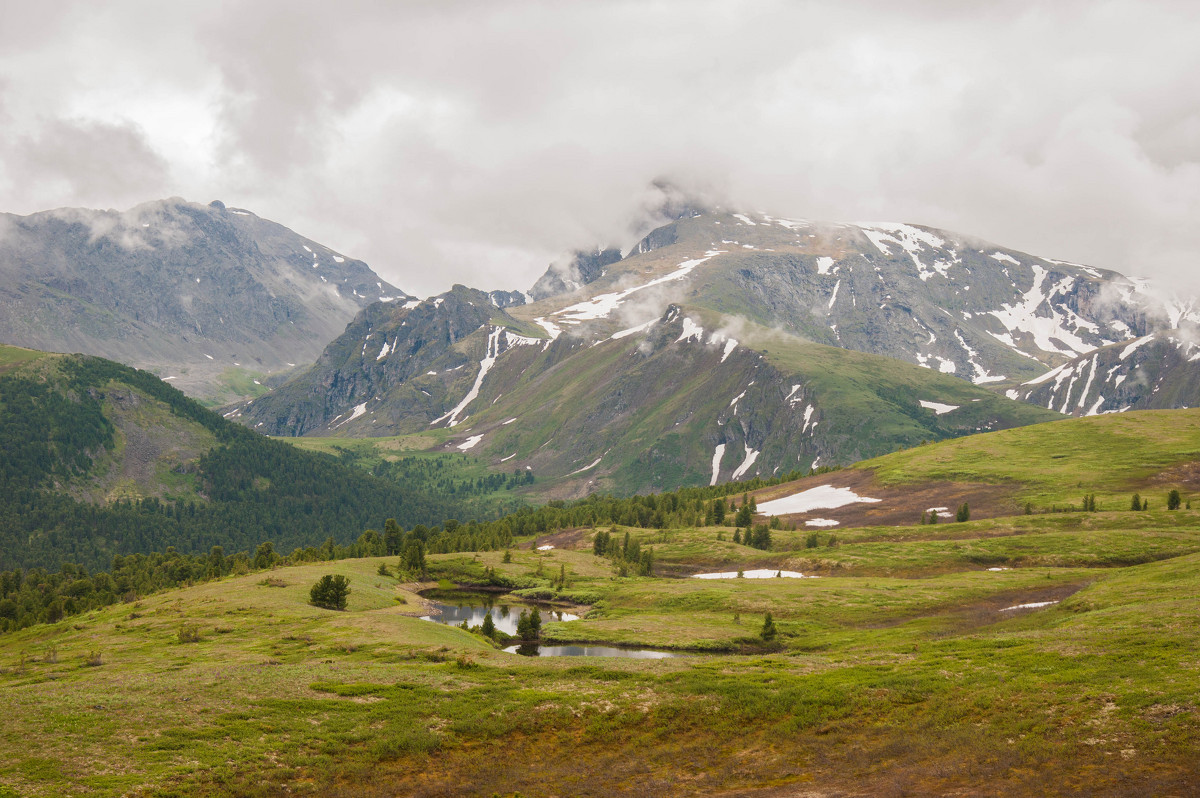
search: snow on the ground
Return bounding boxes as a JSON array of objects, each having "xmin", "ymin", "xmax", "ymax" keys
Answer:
[
  {"xmin": 816, "ymin": 256, "xmax": 836, "ymax": 275},
  {"xmin": 733, "ymin": 213, "xmax": 757, "ymax": 226},
  {"xmin": 999, "ymin": 601, "xmax": 1059, "ymax": 612},
  {"xmin": 926, "ymin": 506, "xmax": 949, "ymax": 513},
  {"xmin": 553, "ymin": 252, "xmax": 723, "ymax": 324},
  {"xmin": 919, "ymin": 400, "xmax": 960, "ymax": 415},
  {"xmin": 857, "ymin": 223, "xmax": 956, "ymax": 281},
  {"xmin": 987, "ymin": 567, "xmax": 1009, "ymax": 571},
  {"xmin": 757, "ymin": 484, "xmax": 881, "ymax": 516},
  {"xmin": 1022, "ymin": 362, "xmax": 1072, "ymax": 386},
  {"xmin": 692, "ymin": 569, "xmax": 812, "ymax": 579},
  {"xmin": 731, "ymin": 444, "xmax": 760, "ymax": 481},
  {"xmin": 710, "ymin": 443, "xmax": 726, "ymax": 486},
  {"xmin": 535, "ymin": 317, "xmax": 563, "ymax": 340},
  {"xmin": 457, "ymin": 434, "xmax": 485, "ymax": 451},
  {"xmin": 828, "ymin": 280, "xmax": 840, "ymax": 310},
  {"xmin": 433, "ymin": 329, "xmax": 503, "ymax": 427},
  {"xmin": 954, "ymin": 330, "xmax": 1005, "ymax": 384},
  {"xmin": 569, "ymin": 456, "xmax": 603, "ymax": 475},
  {"xmin": 987, "ymin": 264, "xmax": 1097, "ymax": 357},
  {"xmin": 802, "ymin": 405, "xmax": 816, "ymax": 433},
  {"xmin": 805, "ymin": 519, "xmax": 839, "ymax": 527},
  {"xmin": 990, "ymin": 252, "xmax": 1020, "ymax": 265},
  {"xmin": 402, "ymin": 299, "xmax": 421, "ymax": 309},
  {"xmin": 376, "ymin": 339, "xmax": 392, "ymax": 360},
  {"xmin": 333, "ymin": 256, "xmax": 344, "ymax": 263},
  {"xmin": 1120, "ymin": 335, "xmax": 1154, "ymax": 360},
  {"xmin": 203, "ymin": 353, "xmax": 214, "ymax": 360},
  {"xmin": 537, "ymin": 545, "xmax": 555, "ymax": 551},
  {"xmin": 611, "ymin": 319, "xmax": 656, "ymax": 340},
  {"xmin": 677, "ymin": 317, "xmax": 705, "ymax": 343},
  {"xmin": 720, "ymin": 337, "xmax": 738, "ymax": 362},
  {"xmin": 331, "ymin": 402, "xmax": 368, "ymax": 429},
  {"xmin": 500, "ymin": 453, "xmax": 516, "ymax": 462}
]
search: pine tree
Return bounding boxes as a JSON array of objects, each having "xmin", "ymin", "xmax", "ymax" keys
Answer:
[
  {"xmin": 1131, "ymin": 493, "xmax": 1142, "ymax": 511},
  {"xmin": 309, "ymin": 574, "xmax": 350, "ymax": 610},
  {"xmin": 481, "ymin": 612, "xmax": 496, "ymax": 639},
  {"xmin": 1167, "ymin": 489, "xmax": 1182, "ymax": 510},
  {"xmin": 760, "ymin": 612, "xmax": 777, "ymax": 642},
  {"xmin": 956, "ymin": 503, "xmax": 970, "ymax": 523}
]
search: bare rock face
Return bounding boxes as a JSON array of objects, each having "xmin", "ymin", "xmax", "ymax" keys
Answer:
[{"xmin": 0, "ymin": 198, "xmax": 409, "ymax": 402}]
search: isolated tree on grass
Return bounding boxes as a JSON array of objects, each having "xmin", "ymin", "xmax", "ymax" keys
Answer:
[
  {"xmin": 956, "ymin": 503, "xmax": 970, "ymax": 523},
  {"xmin": 760, "ymin": 612, "xmax": 777, "ymax": 642},
  {"xmin": 481, "ymin": 612, "xmax": 496, "ymax": 639},
  {"xmin": 1131, "ymin": 493, "xmax": 1143, "ymax": 511},
  {"xmin": 1167, "ymin": 489, "xmax": 1182, "ymax": 510},
  {"xmin": 309, "ymin": 574, "xmax": 351, "ymax": 610}
]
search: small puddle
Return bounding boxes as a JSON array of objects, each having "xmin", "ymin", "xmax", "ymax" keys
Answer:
[
  {"xmin": 503, "ymin": 643, "xmax": 684, "ymax": 659},
  {"xmin": 419, "ymin": 589, "xmax": 683, "ymax": 658}
]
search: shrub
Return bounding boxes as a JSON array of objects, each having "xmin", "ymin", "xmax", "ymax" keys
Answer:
[{"xmin": 178, "ymin": 625, "xmax": 202, "ymax": 643}]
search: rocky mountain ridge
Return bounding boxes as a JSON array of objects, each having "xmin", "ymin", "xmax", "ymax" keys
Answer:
[{"xmin": 0, "ymin": 198, "xmax": 408, "ymax": 403}]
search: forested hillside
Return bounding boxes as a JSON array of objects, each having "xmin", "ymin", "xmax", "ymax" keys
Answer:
[{"xmin": 0, "ymin": 347, "xmax": 518, "ymax": 572}]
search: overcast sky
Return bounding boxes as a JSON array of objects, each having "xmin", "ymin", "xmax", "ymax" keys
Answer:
[{"xmin": 1, "ymin": 1, "xmax": 1197, "ymax": 297}]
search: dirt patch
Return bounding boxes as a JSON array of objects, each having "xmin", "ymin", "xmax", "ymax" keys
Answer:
[
  {"xmin": 1143, "ymin": 459, "xmax": 1200, "ymax": 493},
  {"xmin": 748, "ymin": 469, "xmax": 1023, "ymax": 529},
  {"xmin": 867, "ymin": 582, "xmax": 1088, "ymax": 636},
  {"xmin": 525, "ymin": 526, "xmax": 593, "ymax": 551}
]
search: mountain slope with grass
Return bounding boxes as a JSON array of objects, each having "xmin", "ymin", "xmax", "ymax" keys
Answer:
[
  {"xmin": 0, "ymin": 198, "xmax": 409, "ymax": 404},
  {"xmin": 0, "ymin": 344, "xmax": 516, "ymax": 573},
  {"xmin": 238, "ymin": 298, "xmax": 1061, "ymax": 497},
  {"xmin": 3, "ymin": 409, "xmax": 1200, "ymax": 795}
]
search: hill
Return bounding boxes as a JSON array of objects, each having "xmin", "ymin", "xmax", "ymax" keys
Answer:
[
  {"xmin": 0, "ymin": 344, "xmax": 521, "ymax": 573},
  {"xmin": 0, "ymin": 199, "xmax": 409, "ymax": 404},
  {"xmin": 2, "ymin": 409, "xmax": 1199, "ymax": 795}
]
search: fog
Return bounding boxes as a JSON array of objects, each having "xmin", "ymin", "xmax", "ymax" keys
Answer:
[{"xmin": 1, "ymin": 1, "xmax": 1196, "ymax": 297}]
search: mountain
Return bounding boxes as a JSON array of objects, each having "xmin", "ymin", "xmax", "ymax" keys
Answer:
[
  {"xmin": 0, "ymin": 198, "xmax": 409, "ymax": 404},
  {"xmin": 0, "ymin": 344, "xmax": 508, "ymax": 572},
  {"xmin": 236, "ymin": 270, "xmax": 1062, "ymax": 496},
  {"xmin": 1009, "ymin": 329, "xmax": 1200, "ymax": 415}
]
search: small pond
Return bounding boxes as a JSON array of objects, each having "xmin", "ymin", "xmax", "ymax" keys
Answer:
[{"xmin": 419, "ymin": 590, "xmax": 685, "ymax": 659}]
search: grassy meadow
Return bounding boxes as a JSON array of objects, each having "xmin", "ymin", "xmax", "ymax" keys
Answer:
[{"xmin": 2, "ymin": 505, "xmax": 1199, "ymax": 796}]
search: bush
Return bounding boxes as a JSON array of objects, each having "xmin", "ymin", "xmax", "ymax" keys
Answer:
[
  {"xmin": 178, "ymin": 625, "xmax": 202, "ymax": 643},
  {"xmin": 309, "ymin": 574, "xmax": 351, "ymax": 610}
]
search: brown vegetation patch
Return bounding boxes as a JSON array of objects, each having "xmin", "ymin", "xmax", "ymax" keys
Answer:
[
  {"xmin": 1144, "ymin": 459, "xmax": 1200, "ymax": 492},
  {"xmin": 749, "ymin": 469, "xmax": 1023, "ymax": 529},
  {"xmin": 524, "ymin": 526, "xmax": 592, "ymax": 551}
]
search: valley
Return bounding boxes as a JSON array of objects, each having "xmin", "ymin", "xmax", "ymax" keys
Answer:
[{"xmin": 2, "ymin": 409, "xmax": 1199, "ymax": 796}]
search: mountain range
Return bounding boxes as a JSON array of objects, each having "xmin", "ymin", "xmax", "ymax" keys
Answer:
[
  {"xmin": 0, "ymin": 198, "xmax": 406, "ymax": 404},
  {"xmin": 5, "ymin": 193, "xmax": 1199, "ymax": 497}
]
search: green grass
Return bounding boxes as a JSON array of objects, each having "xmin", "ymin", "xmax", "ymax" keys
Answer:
[
  {"xmin": 3, "ymin": 506, "xmax": 1200, "ymax": 796},
  {"xmin": 864, "ymin": 407, "xmax": 1200, "ymax": 505}
]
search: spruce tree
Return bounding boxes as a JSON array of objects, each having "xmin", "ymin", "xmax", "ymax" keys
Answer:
[{"xmin": 760, "ymin": 612, "xmax": 777, "ymax": 642}]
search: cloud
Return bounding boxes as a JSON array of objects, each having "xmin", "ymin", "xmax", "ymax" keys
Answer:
[
  {"xmin": 0, "ymin": 0, "xmax": 1197, "ymax": 299},
  {"xmin": 3, "ymin": 118, "xmax": 170, "ymax": 211}
]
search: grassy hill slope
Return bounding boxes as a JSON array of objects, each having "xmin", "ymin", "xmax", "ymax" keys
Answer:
[
  {"xmin": 4, "ymin": 409, "xmax": 1200, "ymax": 795},
  {"xmin": 0, "ymin": 345, "xmax": 514, "ymax": 572}
]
